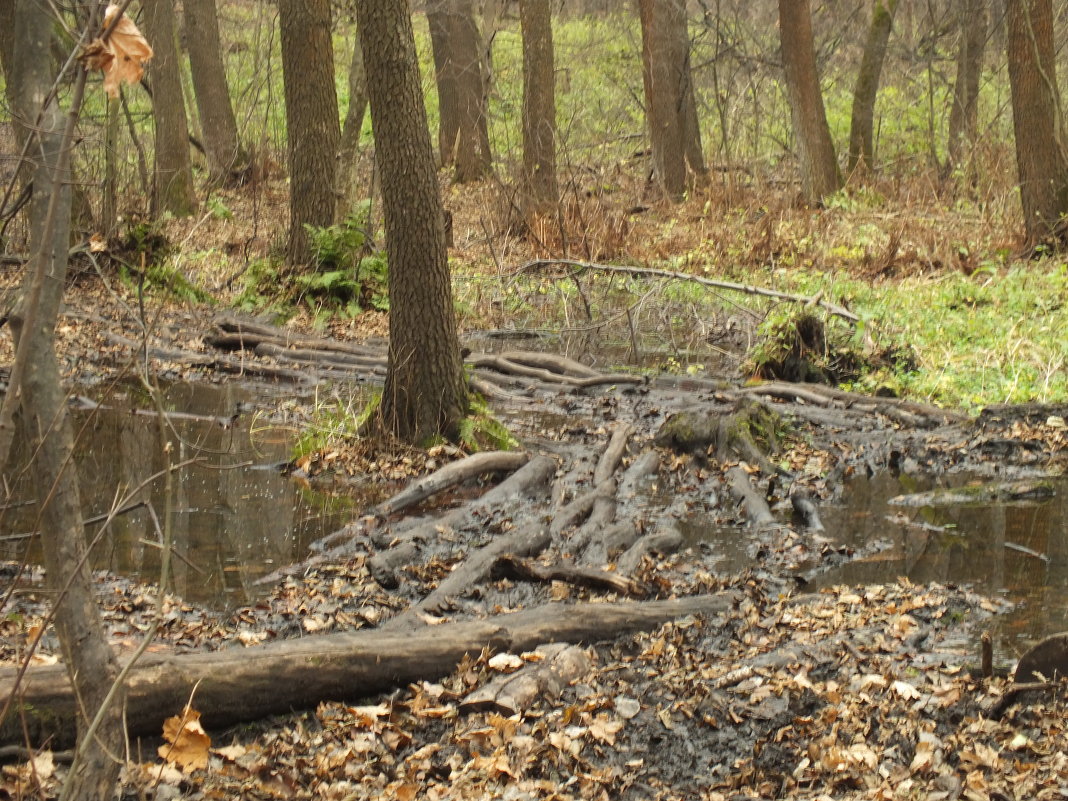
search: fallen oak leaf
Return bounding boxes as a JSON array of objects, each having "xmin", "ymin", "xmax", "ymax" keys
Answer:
[
  {"xmin": 80, "ymin": 4, "xmax": 153, "ymax": 98},
  {"xmin": 158, "ymin": 706, "xmax": 211, "ymax": 772}
]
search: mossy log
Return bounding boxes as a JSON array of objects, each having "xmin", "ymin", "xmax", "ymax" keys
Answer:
[{"xmin": 654, "ymin": 399, "xmax": 787, "ymax": 476}]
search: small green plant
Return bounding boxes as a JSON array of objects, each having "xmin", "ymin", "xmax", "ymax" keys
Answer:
[
  {"xmin": 293, "ymin": 390, "xmax": 376, "ymax": 460},
  {"xmin": 296, "ymin": 205, "xmax": 389, "ymax": 317},
  {"xmin": 206, "ymin": 195, "xmax": 234, "ymax": 221},
  {"xmin": 456, "ymin": 394, "xmax": 520, "ymax": 452}
]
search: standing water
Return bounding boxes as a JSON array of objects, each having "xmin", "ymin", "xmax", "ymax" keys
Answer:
[{"xmin": 1, "ymin": 382, "xmax": 372, "ymax": 608}]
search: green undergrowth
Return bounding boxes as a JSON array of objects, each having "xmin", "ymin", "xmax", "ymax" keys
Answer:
[
  {"xmin": 757, "ymin": 260, "xmax": 1068, "ymax": 410},
  {"xmin": 234, "ymin": 206, "xmax": 388, "ymax": 325}
]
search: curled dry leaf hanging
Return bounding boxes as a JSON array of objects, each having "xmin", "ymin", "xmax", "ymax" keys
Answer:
[{"xmin": 79, "ymin": 4, "xmax": 153, "ymax": 98}]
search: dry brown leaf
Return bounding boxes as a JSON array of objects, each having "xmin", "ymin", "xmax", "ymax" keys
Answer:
[
  {"xmin": 158, "ymin": 706, "xmax": 211, "ymax": 772},
  {"xmin": 82, "ymin": 5, "xmax": 153, "ymax": 98}
]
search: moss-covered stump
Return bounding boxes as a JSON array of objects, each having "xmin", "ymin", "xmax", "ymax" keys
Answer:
[{"xmin": 653, "ymin": 399, "xmax": 787, "ymax": 474}]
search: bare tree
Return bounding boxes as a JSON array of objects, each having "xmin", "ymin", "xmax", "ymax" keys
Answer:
[
  {"xmin": 426, "ymin": 0, "xmax": 493, "ymax": 182},
  {"xmin": 358, "ymin": 0, "xmax": 469, "ymax": 442},
  {"xmin": 279, "ymin": 0, "xmax": 340, "ymax": 264},
  {"xmin": 519, "ymin": 0, "xmax": 559, "ymax": 215},
  {"xmin": 779, "ymin": 0, "xmax": 842, "ymax": 204},
  {"xmin": 183, "ymin": 0, "xmax": 249, "ymax": 185},
  {"xmin": 4, "ymin": 3, "xmax": 124, "ymax": 798},
  {"xmin": 847, "ymin": 0, "xmax": 898, "ymax": 174},
  {"xmin": 1005, "ymin": 0, "xmax": 1068, "ymax": 247},
  {"xmin": 337, "ymin": 35, "xmax": 369, "ymax": 222},
  {"xmin": 142, "ymin": 0, "xmax": 197, "ymax": 216},
  {"xmin": 638, "ymin": 0, "xmax": 705, "ymax": 200},
  {"xmin": 947, "ymin": 0, "xmax": 988, "ymax": 172}
]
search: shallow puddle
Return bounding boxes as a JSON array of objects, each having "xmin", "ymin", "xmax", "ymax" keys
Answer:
[
  {"xmin": 693, "ymin": 471, "xmax": 1068, "ymax": 667},
  {"xmin": 812, "ymin": 472, "xmax": 1068, "ymax": 667},
  {"xmin": 1, "ymin": 382, "xmax": 374, "ymax": 609}
]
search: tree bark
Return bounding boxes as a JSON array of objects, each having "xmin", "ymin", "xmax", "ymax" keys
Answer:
[
  {"xmin": 1006, "ymin": 0, "xmax": 1068, "ymax": 248},
  {"xmin": 426, "ymin": 0, "xmax": 493, "ymax": 182},
  {"xmin": 779, "ymin": 0, "xmax": 842, "ymax": 204},
  {"xmin": 358, "ymin": 0, "xmax": 469, "ymax": 443},
  {"xmin": 947, "ymin": 0, "xmax": 987, "ymax": 172},
  {"xmin": 337, "ymin": 35, "xmax": 369, "ymax": 222},
  {"xmin": 0, "ymin": 595, "xmax": 738, "ymax": 748},
  {"xmin": 519, "ymin": 0, "xmax": 559, "ymax": 215},
  {"xmin": 279, "ymin": 0, "xmax": 341, "ymax": 265},
  {"xmin": 847, "ymin": 0, "xmax": 898, "ymax": 175},
  {"xmin": 6, "ymin": 3, "xmax": 123, "ymax": 797},
  {"xmin": 638, "ymin": 0, "xmax": 705, "ymax": 200},
  {"xmin": 142, "ymin": 0, "xmax": 197, "ymax": 217},
  {"xmin": 183, "ymin": 0, "xmax": 248, "ymax": 185}
]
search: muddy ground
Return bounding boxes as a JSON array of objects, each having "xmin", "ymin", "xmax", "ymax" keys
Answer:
[{"xmin": 1, "ymin": 290, "xmax": 1067, "ymax": 800}]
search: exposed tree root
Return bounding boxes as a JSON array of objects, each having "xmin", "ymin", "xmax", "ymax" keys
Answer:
[{"xmin": 491, "ymin": 554, "xmax": 646, "ymax": 598}]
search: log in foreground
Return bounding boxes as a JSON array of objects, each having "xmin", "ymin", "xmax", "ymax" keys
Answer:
[{"xmin": 0, "ymin": 594, "xmax": 738, "ymax": 748}]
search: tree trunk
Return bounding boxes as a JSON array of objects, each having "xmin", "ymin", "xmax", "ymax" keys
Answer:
[
  {"xmin": 0, "ymin": 0, "xmax": 14, "ymax": 111},
  {"xmin": 0, "ymin": 595, "xmax": 737, "ymax": 748},
  {"xmin": 638, "ymin": 0, "xmax": 705, "ymax": 200},
  {"xmin": 358, "ymin": 0, "xmax": 469, "ymax": 443},
  {"xmin": 336, "ymin": 36, "xmax": 369, "ymax": 222},
  {"xmin": 519, "ymin": 0, "xmax": 559, "ymax": 215},
  {"xmin": 947, "ymin": 0, "xmax": 987, "ymax": 172},
  {"xmin": 426, "ymin": 4, "xmax": 459, "ymax": 168},
  {"xmin": 183, "ymin": 0, "xmax": 248, "ymax": 185},
  {"xmin": 142, "ymin": 0, "xmax": 197, "ymax": 216},
  {"xmin": 1006, "ymin": 0, "xmax": 1068, "ymax": 248},
  {"xmin": 847, "ymin": 0, "xmax": 898, "ymax": 175},
  {"xmin": 778, "ymin": 0, "xmax": 842, "ymax": 204},
  {"xmin": 279, "ymin": 0, "xmax": 340, "ymax": 265},
  {"xmin": 7, "ymin": 3, "xmax": 123, "ymax": 797},
  {"xmin": 427, "ymin": 0, "xmax": 493, "ymax": 182}
]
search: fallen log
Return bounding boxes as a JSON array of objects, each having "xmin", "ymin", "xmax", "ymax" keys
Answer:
[
  {"xmin": 0, "ymin": 595, "xmax": 739, "ymax": 748},
  {"xmin": 458, "ymin": 643, "xmax": 592, "ymax": 716},
  {"xmin": 490, "ymin": 554, "xmax": 646, "ymax": 598},
  {"xmin": 616, "ymin": 528, "xmax": 684, "ymax": 575},
  {"xmin": 499, "ymin": 351, "xmax": 601, "ymax": 379},
  {"xmin": 373, "ymin": 451, "xmax": 531, "ymax": 518},
  {"xmin": 888, "ymin": 478, "xmax": 1056, "ymax": 509},
  {"xmin": 367, "ymin": 455, "xmax": 557, "ymax": 586},
  {"xmin": 726, "ymin": 466, "xmax": 776, "ymax": 528},
  {"xmin": 388, "ymin": 523, "xmax": 552, "ymax": 627}
]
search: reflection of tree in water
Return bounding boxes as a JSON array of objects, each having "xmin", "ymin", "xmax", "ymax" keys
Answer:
[{"xmin": 4, "ymin": 382, "xmax": 350, "ymax": 608}]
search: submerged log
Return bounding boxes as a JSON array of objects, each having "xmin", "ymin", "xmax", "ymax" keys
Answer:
[
  {"xmin": 888, "ymin": 478, "xmax": 1056, "ymax": 509},
  {"xmin": 0, "ymin": 594, "xmax": 739, "ymax": 748}
]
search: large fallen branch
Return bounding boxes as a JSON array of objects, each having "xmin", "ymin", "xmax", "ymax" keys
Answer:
[
  {"xmin": 0, "ymin": 594, "xmax": 738, "ymax": 748},
  {"xmin": 518, "ymin": 258, "xmax": 860, "ymax": 323}
]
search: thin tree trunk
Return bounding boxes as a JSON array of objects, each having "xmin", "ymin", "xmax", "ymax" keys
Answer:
[
  {"xmin": 779, "ymin": 0, "xmax": 842, "ymax": 204},
  {"xmin": 519, "ymin": 0, "xmax": 559, "ymax": 215},
  {"xmin": 142, "ymin": 0, "xmax": 197, "ymax": 216},
  {"xmin": 7, "ymin": 3, "xmax": 123, "ymax": 798},
  {"xmin": 947, "ymin": 0, "xmax": 988, "ymax": 172},
  {"xmin": 358, "ymin": 0, "xmax": 469, "ymax": 443},
  {"xmin": 183, "ymin": 0, "xmax": 249, "ymax": 185},
  {"xmin": 102, "ymin": 96, "xmax": 119, "ymax": 233},
  {"xmin": 1005, "ymin": 0, "xmax": 1068, "ymax": 247},
  {"xmin": 427, "ymin": 0, "xmax": 493, "ymax": 182},
  {"xmin": 847, "ymin": 0, "xmax": 898, "ymax": 175},
  {"xmin": 426, "ymin": 3, "xmax": 459, "ymax": 168},
  {"xmin": 336, "ymin": 36, "xmax": 369, "ymax": 223},
  {"xmin": 638, "ymin": 0, "xmax": 705, "ymax": 200},
  {"xmin": 279, "ymin": 0, "xmax": 340, "ymax": 265}
]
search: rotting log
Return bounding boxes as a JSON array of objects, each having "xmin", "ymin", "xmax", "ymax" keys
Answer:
[
  {"xmin": 491, "ymin": 554, "xmax": 647, "ymax": 597},
  {"xmin": 367, "ymin": 455, "xmax": 557, "ymax": 587},
  {"xmin": 616, "ymin": 528, "xmax": 684, "ymax": 575},
  {"xmin": 388, "ymin": 523, "xmax": 553, "ymax": 627},
  {"xmin": 726, "ymin": 466, "xmax": 777, "ymax": 529},
  {"xmin": 0, "ymin": 594, "xmax": 739, "ymax": 748},
  {"xmin": 373, "ymin": 451, "xmax": 531, "ymax": 518},
  {"xmin": 459, "ymin": 643, "xmax": 592, "ymax": 716}
]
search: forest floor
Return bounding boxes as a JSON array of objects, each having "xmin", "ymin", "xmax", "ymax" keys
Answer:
[{"xmin": 1, "ymin": 171, "xmax": 1068, "ymax": 800}]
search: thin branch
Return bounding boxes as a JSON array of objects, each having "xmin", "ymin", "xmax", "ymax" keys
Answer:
[{"xmin": 515, "ymin": 258, "xmax": 861, "ymax": 322}]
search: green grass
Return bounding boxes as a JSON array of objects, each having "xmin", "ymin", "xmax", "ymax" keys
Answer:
[{"xmin": 761, "ymin": 260, "xmax": 1068, "ymax": 409}]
